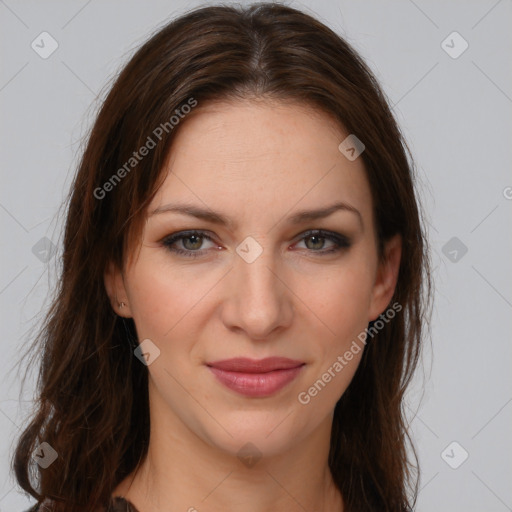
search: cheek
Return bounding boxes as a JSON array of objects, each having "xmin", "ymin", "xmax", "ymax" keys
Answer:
[
  {"xmin": 302, "ymin": 255, "xmax": 376, "ymax": 341},
  {"xmin": 125, "ymin": 256, "xmax": 213, "ymax": 343},
  {"xmin": 294, "ymin": 264, "xmax": 372, "ymax": 410}
]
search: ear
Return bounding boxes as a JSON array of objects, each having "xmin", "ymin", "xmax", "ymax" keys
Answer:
[
  {"xmin": 104, "ymin": 261, "xmax": 133, "ymax": 318},
  {"xmin": 368, "ymin": 234, "xmax": 402, "ymax": 321}
]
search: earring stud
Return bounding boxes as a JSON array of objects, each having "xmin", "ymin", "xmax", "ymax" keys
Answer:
[{"xmin": 118, "ymin": 302, "xmax": 126, "ymax": 308}]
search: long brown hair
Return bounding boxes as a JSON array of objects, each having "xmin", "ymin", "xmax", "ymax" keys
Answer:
[{"xmin": 12, "ymin": 3, "xmax": 431, "ymax": 511}]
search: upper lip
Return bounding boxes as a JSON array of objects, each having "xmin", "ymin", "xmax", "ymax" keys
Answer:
[{"xmin": 206, "ymin": 357, "xmax": 305, "ymax": 373}]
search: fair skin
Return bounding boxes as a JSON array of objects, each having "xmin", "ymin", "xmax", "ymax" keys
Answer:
[{"xmin": 106, "ymin": 99, "xmax": 401, "ymax": 512}]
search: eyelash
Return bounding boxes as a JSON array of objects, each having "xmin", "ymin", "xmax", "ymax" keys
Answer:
[{"xmin": 160, "ymin": 229, "xmax": 351, "ymax": 258}]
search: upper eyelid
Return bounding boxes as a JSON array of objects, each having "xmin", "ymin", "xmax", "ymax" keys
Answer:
[{"xmin": 162, "ymin": 230, "xmax": 216, "ymax": 244}]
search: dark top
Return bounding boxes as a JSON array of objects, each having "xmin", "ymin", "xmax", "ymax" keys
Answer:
[
  {"xmin": 25, "ymin": 497, "xmax": 140, "ymax": 512},
  {"xmin": 108, "ymin": 498, "xmax": 140, "ymax": 512},
  {"xmin": 109, "ymin": 498, "xmax": 140, "ymax": 512}
]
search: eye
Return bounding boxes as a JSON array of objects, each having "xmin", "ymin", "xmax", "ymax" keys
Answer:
[
  {"xmin": 160, "ymin": 229, "xmax": 351, "ymax": 259},
  {"xmin": 161, "ymin": 230, "xmax": 220, "ymax": 258},
  {"xmin": 293, "ymin": 229, "xmax": 351, "ymax": 255}
]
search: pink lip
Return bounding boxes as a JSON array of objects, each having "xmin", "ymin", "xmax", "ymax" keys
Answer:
[{"xmin": 207, "ymin": 357, "xmax": 305, "ymax": 397}]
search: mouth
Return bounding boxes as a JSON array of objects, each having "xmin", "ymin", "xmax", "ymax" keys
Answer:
[{"xmin": 206, "ymin": 357, "xmax": 305, "ymax": 397}]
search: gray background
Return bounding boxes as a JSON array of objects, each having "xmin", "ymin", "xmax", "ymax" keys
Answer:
[{"xmin": 1, "ymin": 0, "xmax": 511, "ymax": 510}]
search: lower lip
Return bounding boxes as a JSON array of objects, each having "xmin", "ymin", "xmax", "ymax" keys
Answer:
[{"xmin": 208, "ymin": 365, "xmax": 304, "ymax": 397}]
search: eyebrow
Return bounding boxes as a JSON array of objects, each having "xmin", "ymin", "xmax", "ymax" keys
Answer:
[{"xmin": 149, "ymin": 200, "xmax": 363, "ymax": 229}]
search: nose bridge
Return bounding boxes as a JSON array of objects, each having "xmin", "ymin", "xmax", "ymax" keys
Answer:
[
  {"xmin": 225, "ymin": 240, "xmax": 292, "ymax": 339},
  {"xmin": 239, "ymin": 249, "xmax": 277, "ymax": 299}
]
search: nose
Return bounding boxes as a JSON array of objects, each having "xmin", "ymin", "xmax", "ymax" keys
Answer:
[{"xmin": 220, "ymin": 245, "xmax": 294, "ymax": 341}]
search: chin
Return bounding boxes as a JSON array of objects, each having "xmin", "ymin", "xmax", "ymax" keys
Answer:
[{"xmin": 196, "ymin": 408, "xmax": 312, "ymax": 461}]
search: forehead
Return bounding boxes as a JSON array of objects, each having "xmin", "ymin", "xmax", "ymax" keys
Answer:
[{"xmin": 149, "ymin": 99, "xmax": 373, "ymax": 231}]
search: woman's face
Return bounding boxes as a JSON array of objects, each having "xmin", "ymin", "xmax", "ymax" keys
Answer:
[{"xmin": 106, "ymin": 99, "xmax": 400, "ymax": 459}]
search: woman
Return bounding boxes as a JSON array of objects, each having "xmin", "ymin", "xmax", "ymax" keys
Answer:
[{"xmin": 14, "ymin": 3, "xmax": 431, "ymax": 511}]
